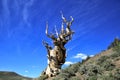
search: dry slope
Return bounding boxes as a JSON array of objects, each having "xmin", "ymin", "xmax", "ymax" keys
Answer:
[{"xmin": 38, "ymin": 38, "xmax": 120, "ymax": 80}]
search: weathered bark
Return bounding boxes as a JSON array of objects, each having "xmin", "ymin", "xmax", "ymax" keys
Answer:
[{"xmin": 42, "ymin": 14, "xmax": 74, "ymax": 77}]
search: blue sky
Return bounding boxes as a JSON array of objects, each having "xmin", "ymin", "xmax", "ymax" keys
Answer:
[{"xmin": 0, "ymin": 0, "xmax": 120, "ymax": 78}]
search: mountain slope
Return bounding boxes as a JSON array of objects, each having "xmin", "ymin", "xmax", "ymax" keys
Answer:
[
  {"xmin": 53, "ymin": 38, "xmax": 120, "ymax": 80},
  {"xmin": 38, "ymin": 38, "xmax": 120, "ymax": 80},
  {"xmin": 1, "ymin": 38, "xmax": 119, "ymax": 80},
  {"xmin": 0, "ymin": 71, "xmax": 33, "ymax": 80}
]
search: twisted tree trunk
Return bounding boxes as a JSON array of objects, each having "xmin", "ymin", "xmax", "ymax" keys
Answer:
[{"xmin": 42, "ymin": 14, "xmax": 74, "ymax": 78}]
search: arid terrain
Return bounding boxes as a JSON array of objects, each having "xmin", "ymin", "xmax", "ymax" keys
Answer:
[
  {"xmin": 0, "ymin": 38, "xmax": 120, "ymax": 80},
  {"xmin": 38, "ymin": 38, "xmax": 120, "ymax": 80}
]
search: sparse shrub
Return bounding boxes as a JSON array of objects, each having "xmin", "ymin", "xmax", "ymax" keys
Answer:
[
  {"xmin": 60, "ymin": 68, "xmax": 75, "ymax": 77},
  {"xmin": 78, "ymin": 63, "xmax": 102, "ymax": 77},
  {"xmin": 56, "ymin": 72, "xmax": 70, "ymax": 79},
  {"xmin": 98, "ymin": 76, "xmax": 114, "ymax": 80},
  {"xmin": 61, "ymin": 62, "xmax": 81, "ymax": 77},
  {"xmin": 102, "ymin": 60, "xmax": 115, "ymax": 71},
  {"xmin": 108, "ymin": 38, "xmax": 120, "ymax": 49},
  {"xmin": 53, "ymin": 77, "xmax": 67, "ymax": 80},
  {"xmin": 114, "ymin": 73, "xmax": 120, "ymax": 80},
  {"xmin": 78, "ymin": 65, "xmax": 87, "ymax": 75},
  {"xmin": 114, "ymin": 68, "xmax": 120, "ymax": 80},
  {"xmin": 38, "ymin": 75, "xmax": 48, "ymax": 80},
  {"xmin": 87, "ymin": 76, "xmax": 97, "ymax": 80},
  {"xmin": 111, "ymin": 43, "xmax": 120, "ymax": 59},
  {"xmin": 113, "ymin": 41, "xmax": 120, "ymax": 52},
  {"xmin": 97, "ymin": 56, "xmax": 109, "ymax": 65},
  {"xmin": 88, "ymin": 65, "xmax": 102, "ymax": 76},
  {"xmin": 69, "ymin": 77, "xmax": 81, "ymax": 80},
  {"xmin": 98, "ymin": 73, "xmax": 115, "ymax": 80},
  {"xmin": 110, "ymin": 52, "xmax": 120, "ymax": 59},
  {"xmin": 112, "ymin": 40, "xmax": 120, "ymax": 58},
  {"xmin": 69, "ymin": 63, "xmax": 81, "ymax": 73},
  {"xmin": 53, "ymin": 73, "xmax": 70, "ymax": 80}
]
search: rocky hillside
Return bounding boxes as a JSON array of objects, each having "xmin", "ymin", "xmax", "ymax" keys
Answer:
[
  {"xmin": 0, "ymin": 38, "xmax": 119, "ymax": 80},
  {"xmin": 0, "ymin": 71, "xmax": 33, "ymax": 80},
  {"xmin": 38, "ymin": 38, "xmax": 120, "ymax": 80}
]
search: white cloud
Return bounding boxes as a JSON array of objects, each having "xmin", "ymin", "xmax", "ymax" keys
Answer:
[
  {"xmin": 73, "ymin": 53, "xmax": 87, "ymax": 60},
  {"xmin": 64, "ymin": 61, "xmax": 74, "ymax": 66},
  {"xmin": 90, "ymin": 55, "xmax": 94, "ymax": 57}
]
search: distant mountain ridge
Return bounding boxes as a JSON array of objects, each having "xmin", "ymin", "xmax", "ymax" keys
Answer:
[{"xmin": 0, "ymin": 71, "xmax": 33, "ymax": 80}]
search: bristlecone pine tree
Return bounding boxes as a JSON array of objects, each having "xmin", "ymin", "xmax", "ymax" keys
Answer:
[{"xmin": 41, "ymin": 14, "xmax": 74, "ymax": 78}]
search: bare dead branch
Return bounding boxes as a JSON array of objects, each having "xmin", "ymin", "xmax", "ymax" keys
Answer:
[
  {"xmin": 45, "ymin": 21, "xmax": 48, "ymax": 35},
  {"xmin": 61, "ymin": 11, "xmax": 67, "ymax": 23},
  {"xmin": 42, "ymin": 40, "xmax": 52, "ymax": 50},
  {"xmin": 70, "ymin": 16, "xmax": 74, "ymax": 23},
  {"xmin": 54, "ymin": 25, "xmax": 59, "ymax": 37},
  {"xmin": 42, "ymin": 40, "xmax": 52, "ymax": 57},
  {"xmin": 60, "ymin": 22, "xmax": 65, "ymax": 34},
  {"xmin": 45, "ymin": 22, "xmax": 57, "ymax": 41}
]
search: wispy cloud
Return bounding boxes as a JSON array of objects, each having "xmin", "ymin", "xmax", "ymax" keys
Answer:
[
  {"xmin": 32, "ymin": 65, "xmax": 40, "ymax": 68},
  {"xmin": 25, "ymin": 70, "xmax": 29, "ymax": 73},
  {"xmin": 2, "ymin": 0, "xmax": 10, "ymax": 18},
  {"xmin": 73, "ymin": 53, "xmax": 87, "ymax": 60},
  {"xmin": 23, "ymin": 0, "xmax": 34, "ymax": 26},
  {"xmin": 64, "ymin": 61, "xmax": 74, "ymax": 66}
]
